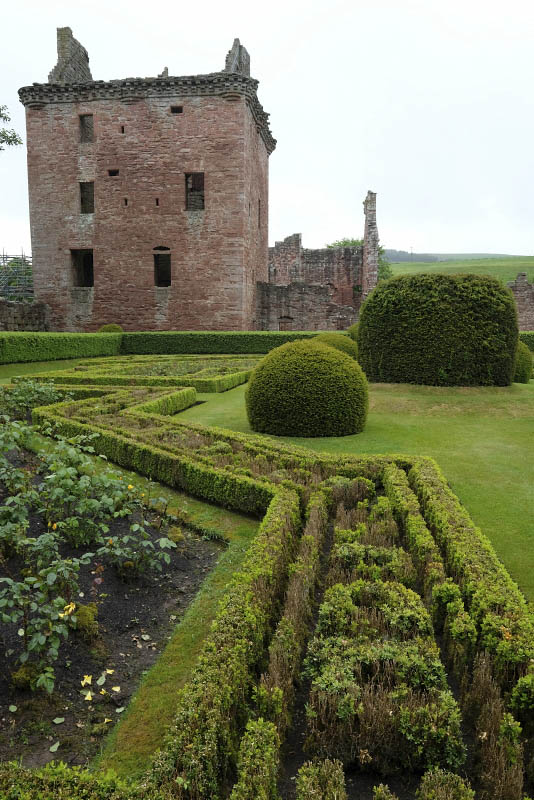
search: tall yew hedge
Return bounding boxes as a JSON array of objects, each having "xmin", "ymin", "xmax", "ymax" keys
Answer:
[{"xmin": 357, "ymin": 274, "xmax": 518, "ymax": 386}]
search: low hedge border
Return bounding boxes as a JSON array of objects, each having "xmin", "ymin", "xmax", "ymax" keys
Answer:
[
  {"xmin": 409, "ymin": 458, "xmax": 534, "ymax": 683},
  {"xmin": 0, "ymin": 761, "xmax": 162, "ymax": 800},
  {"xmin": 0, "ymin": 332, "xmax": 122, "ymax": 364},
  {"xmin": 146, "ymin": 487, "xmax": 300, "ymax": 799},
  {"xmin": 24, "ymin": 369, "xmax": 252, "ymax": 393},
  {"xmin": 228, "ymin": 719, "xmax": 280, "ymax": 800}
]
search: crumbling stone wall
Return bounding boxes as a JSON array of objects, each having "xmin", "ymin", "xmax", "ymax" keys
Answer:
[
  {"xmin": 260, "ymin": 190, "xmax": 378, "ymax": 330},
  {"xmin": 507, "ymin": 273, "xmax": 534, "ymax": 330},
  {"xmin": 0, "ymin": 300, "xmax": 50, "ymax": 331},
  {"xmin": 48, "ymin": 27, "xmax": 92, "ymax": 84},
  {"xmin": 256, "ymin": 283, "xmax": 355, "ymax": 331},
  {"xmin": 20, "ymin": 30, "xmax": 275, "ymax": 332}
]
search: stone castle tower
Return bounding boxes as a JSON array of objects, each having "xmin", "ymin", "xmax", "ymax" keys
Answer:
[{"xmin": 19, "ymin": 28, "xmax": 275, "ymax": 331}]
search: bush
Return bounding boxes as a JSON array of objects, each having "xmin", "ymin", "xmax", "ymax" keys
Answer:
[
  {"xmin": 314, "ymin": 332, "xmax": 358, "ymax": 360},
  {"xmin": 357, "ymin": 274, "xmax": 518, "ymax": 386},
  {"xmin": 416, "ymin": 769, "xmax": 474, "ymax": 799},
  {"xmin": 347, "ymin": 323, "xmax": 359, "ymax": 341},
  {"xmin": 519, "ymin": 331, "xmax": 534, "ymax": 351},
  {"xmin": 295, "ymin": 760, "xmax": 347, "ymax": 800},
  {"xmin": 514, "ymin": 340, "xmax": 532, "ymax": 383},
  {"xmin": 98, "ymin": 323, "xmax": 124, "ymax": 333},
  {"xmin": 245, "ymin": 340, "xmax": 368, "ymax": 437}
]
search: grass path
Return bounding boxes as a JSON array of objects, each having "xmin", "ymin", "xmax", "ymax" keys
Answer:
[{"xmin": 180, "ymin": 381, "xmax": 534, "ymax": 600}]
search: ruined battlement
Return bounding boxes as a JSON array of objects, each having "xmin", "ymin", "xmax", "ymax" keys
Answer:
[{"xmin": 19, "ymin": 30, "xmax": 275, "ymax": 153}]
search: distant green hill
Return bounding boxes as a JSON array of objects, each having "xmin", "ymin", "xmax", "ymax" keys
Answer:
[{"xmin": 389, "ymin": 256, "xmax": 534, "ymax": 285}]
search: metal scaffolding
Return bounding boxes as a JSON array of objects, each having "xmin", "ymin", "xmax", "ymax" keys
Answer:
[{"xmin": 0, "ymin": 252, "xmax": 34, "ymax": 301}]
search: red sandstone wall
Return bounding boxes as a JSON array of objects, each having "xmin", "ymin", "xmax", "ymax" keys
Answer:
[
  {"xmin": 242, "ymin": 103, "xmax": 269, "ymax": 329},
  {"xmin": 26, "ymin": 94, "xmax": 268, "ymax": 331}
]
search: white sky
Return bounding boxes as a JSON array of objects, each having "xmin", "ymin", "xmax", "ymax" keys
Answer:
[{"xmin": 1, "ymin": 0, "xmax": 533, "ymax": 255}]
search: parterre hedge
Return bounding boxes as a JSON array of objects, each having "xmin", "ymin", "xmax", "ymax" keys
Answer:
[
  {"xmin": 357, "ymin": 274, "xmax": 519, "ymax": 386},
  {"xmin": 2, "ymin": 363, "xmax": 533, "ymax": 798}
]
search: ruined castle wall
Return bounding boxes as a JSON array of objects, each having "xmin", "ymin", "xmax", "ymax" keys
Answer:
[
  {"xmin": 256, "ymin": 282, "xmax": 356, "ymax": 331},
  {"xmin": 0, "ymin": 300, "xmax": 50, "ymax": 332},
  {"xmin": 508, "ymin": 273, "xmax": 534, "ymax": 330}
]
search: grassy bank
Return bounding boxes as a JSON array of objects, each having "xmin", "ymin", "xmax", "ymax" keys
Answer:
[{"xmin": 390, "ymin": 256, "xmax": 534, "ymax": 284}]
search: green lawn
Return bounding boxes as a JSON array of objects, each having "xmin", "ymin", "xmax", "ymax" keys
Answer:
[
  {"xmin": 390, "ymin": 256, "xmax": 534, "ymax": 285},
  {"xmin": 180, "ymin": 381, "xmax": 534, "ymax": 600}
]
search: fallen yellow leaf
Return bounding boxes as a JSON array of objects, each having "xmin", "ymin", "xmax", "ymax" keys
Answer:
[
  {"xmin": 111, "ymin": 686, "xmax": 120, "ymax": 693},
  {"xmin": 81, "ymin": 675, "xmax": 92, "ymax": 686},
  {"xmin": 84, "ymin": 691, "xmax": 93, "ymax": 701}
]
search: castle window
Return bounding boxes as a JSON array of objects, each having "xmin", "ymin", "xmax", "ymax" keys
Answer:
[
  {"xmin": 185, "ymin": 173, "xmax": 204, "ymax": 210},
  {"xmin": 155, "ymin": 198, "xmax": 159, "ymax": 206},
  {"xmin": 120, "ymin": 125, "xmax": 125, "ymax": 134},
  {"xmin": 123, "ymin": 198, "xmax": 128, "ymax": 207},
  {"xmin": 71, "ymin": 249, "xmax": 94, "ymax": 287},
  {"xmin": 79, "ymin": 114, "xmax": 94, "ymax": 143},
  {"xmin": 171, "ymin": 106, "xmax": 183, "ymax": 114},
  {"xmin": 108, "ymin": 169, "xmax": 119, "ymax": 177},
  {"xmin": 153, "ymin": 246, "xmax": 171, "ymax": 287},
  {"xmin": 80, "ymin": 182, "xmax": 94, "ymax": 214}
]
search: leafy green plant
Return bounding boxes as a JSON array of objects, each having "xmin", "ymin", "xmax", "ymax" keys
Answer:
[{"xmin": 0, "ymin": 380, "xmax": 70, "ymax": 420}]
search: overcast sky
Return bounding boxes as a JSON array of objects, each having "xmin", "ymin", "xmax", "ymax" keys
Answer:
[{"xmin": 1, "ymin": 0, "xmax": 533, "ymax": 255}]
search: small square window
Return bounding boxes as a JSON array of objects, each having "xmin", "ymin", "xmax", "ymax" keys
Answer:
[
  {"xmin": 108, "ymin": 169, "xmax": 119, "ymax": 177},
  {"xmin": 171, "ymin": 106, "xmax": 183, "ymax": 114}
]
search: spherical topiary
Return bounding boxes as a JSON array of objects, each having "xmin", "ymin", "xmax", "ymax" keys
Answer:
[
  {"xmin": 98, "ymin": 323, "xmax": 123, "ymax": 333},
  {"xmin": 314, "ymin": 332, "xmax": 358, "ymax": 360},
  {"xmin": 357, "ymin": 274, "xmax": 518, "ymax": 386},
  {"xmin": 347, "ymin": 323, "xmax": 359, "ymax": 342},
  {"xmin": 514, "ymin": 340, "xmax": 533, "ymax": 383},
  {"xmin": 245, "ymin": 340, "xmax": 368, "ymax": 437}
]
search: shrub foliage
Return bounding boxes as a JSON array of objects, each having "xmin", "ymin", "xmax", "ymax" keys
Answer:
[
  {"xmin": 357, "ymin": 274, "xmax": 519, "ymax": 386},
  {"xmin": 245, "ymin": 340, "xmax": 368, "ymax": 437},
  {"xmin": 514, "ymin": 340, "xmax": 533, "ymax": 383},
  {"xmin": 314, "ymin": 332, "xmax": 358, "ymax": 359}
]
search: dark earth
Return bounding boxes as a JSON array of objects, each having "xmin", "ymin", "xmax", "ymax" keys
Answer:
[{"xmin": 0, "ymin": 449, "xmax": 223, "ymax": 768}]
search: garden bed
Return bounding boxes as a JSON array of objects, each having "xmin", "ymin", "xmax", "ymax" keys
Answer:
[{"xmin": 0, "ymin": 433, "xmax": 223, "ymax": 768}]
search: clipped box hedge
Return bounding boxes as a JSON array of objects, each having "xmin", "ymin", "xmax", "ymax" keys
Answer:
[
  {"xmin": 0, "ymin": 332, "xmax": 122, "ymax": 364},
  {"xmin": 120, "ymin": 331, "xmax": 318, "ymax": 355},
  {"xmin": 358, "ymin": 274, "xmax": 519, "ymax": 386}
]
